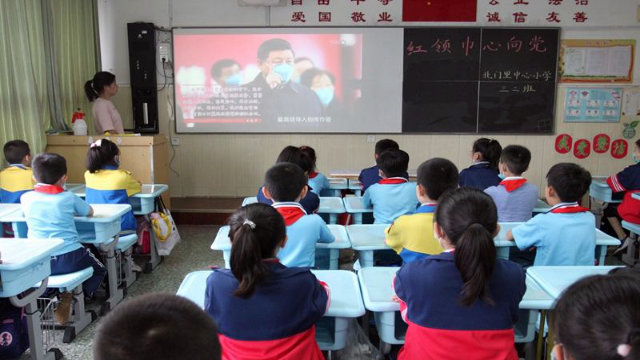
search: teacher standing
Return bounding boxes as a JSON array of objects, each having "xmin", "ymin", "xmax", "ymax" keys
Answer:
[{"xmin": 84, "ymin": 72, "xmax": 124, "ymax": 134}]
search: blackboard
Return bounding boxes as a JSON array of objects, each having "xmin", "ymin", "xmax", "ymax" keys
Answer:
[{"xmin": 403, "ymin": 27, "xmax": 559, "ymax": 134}]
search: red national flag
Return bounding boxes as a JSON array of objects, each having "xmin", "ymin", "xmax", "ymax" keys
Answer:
[{"xmin": 403, "ymin": 0, "xmax": 477, "ymax": 22}]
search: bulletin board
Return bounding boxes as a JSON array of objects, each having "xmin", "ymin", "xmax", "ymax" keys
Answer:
[{"xmin": 559, "ymin": 39, "xmax": 635, "ymax": 83}]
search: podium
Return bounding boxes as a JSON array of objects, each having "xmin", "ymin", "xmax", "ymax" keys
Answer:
[{"xmin": 46, "ymin": 135, "xmax": 170, "ymax": 206}]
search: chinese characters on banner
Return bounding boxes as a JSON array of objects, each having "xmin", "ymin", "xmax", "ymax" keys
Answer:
[
  {"xmin": 271, "ymin": 0, "xmax": 402, "ymax": 26},
  {"xmin": 482, "ymin": 0, "xmax": 592, "ymax": 25}
]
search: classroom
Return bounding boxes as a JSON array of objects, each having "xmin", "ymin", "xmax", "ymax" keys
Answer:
[{"xmin": 1, "ymin": 0, "xmax": 640, "ymax": 359}]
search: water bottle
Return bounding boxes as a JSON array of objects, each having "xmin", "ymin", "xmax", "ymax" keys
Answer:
[{"xmin": 72, "ymin": 108, "xmax": 87, "ymax": 136}]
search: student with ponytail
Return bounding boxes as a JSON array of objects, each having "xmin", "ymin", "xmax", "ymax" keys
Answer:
[
  {"xmin": 84, "ymin": 139, "xmax": 141, "ymax": 231},
  {"xmin": 85, "ymin": 71, "xmax": 124, "ymax": 134},
  {"xmin": 459, "ymin": 138, "xmax": 503, "ymax": 190},
  {"xmin": 552, "ymin": 267, "xmax": 640, "ymax": 360},
  {"xmin": 205, "ymin": 203, "xmax": 330, "ymax": 360},
  {"xmin": 394, "ymin": 187, "xmax": 526, "ymax": 360}
]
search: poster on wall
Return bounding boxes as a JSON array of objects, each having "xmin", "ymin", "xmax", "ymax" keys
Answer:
[
  {"xmin": 622, "ymin": 87, "xmax": 640, "ymax": 119},
  {"xmin": 564, "ymin": 87, "xmax": 622, "ymax": 123},
  {"xmin": 559, "ymin": 39, "xmax": 635, "ymax": 83}
]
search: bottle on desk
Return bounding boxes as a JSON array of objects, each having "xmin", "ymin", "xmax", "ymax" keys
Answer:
[{"xmin": 72, "ymin": 108, "xmax": 87, "ymax": 136}]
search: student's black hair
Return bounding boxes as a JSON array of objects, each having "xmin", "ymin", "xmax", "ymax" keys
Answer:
[
  {"xmin": 32, "ymin": 153, "xmax": 67, "ymax": 185},
  {"xmin": 374, "ymin": 139, "xmax": 400, "ymax": 156},
  {"xmin": 552, "ymin": 268, "xmax": 640, "ymax": 360},
  {"xmin": 500, "ymin": 145, "xmax": 531, "ymax": 175},
  {"xmin": 86, "ymin": 139, "xmax": 120, "ymax": 173},
  {"xmin": 3, "ymin": 140, "xmax": 30, "ymax": 164},
  {"xmin": 546, "ymin": 162, "xmax": 591, "ymax": 203},
  {"xmin": 299, "ymin": 68, "xmax": 335, "ymax": 88},
  {"xmin": 299, "ymin": 145, "xmax": 317, "ymax": 170},
  {"xmin": 376, "ymin": 149, "xmax": 410, "ymax": 178},
  {"xmin": 417, "ymin": 158, "xmax": 459, "ymax": 201},
  {"xmin": 434, "ymin": 187, "xmax": 498, "ymax": 306},
  {"xmin": 275, "ymin": 145, "xmax": 313, "ymax": 174},
  {"xmin": 257, "ymin": 38, "xmax": 294, "ymax": 62},
  {"xmin": 264, "ymin": 162, "xmax": 307, "ymax": 202},
  {"xmin": 636, "ymin": 139, "xmax": 640, "ymax": 148},
  {"xmin": 84, "ymin": 71, "xmax": 116, "ymax": 102},
  {"xmin": 211, "ymin": 59, "xmax": 240, "ymax": 79},
  {"xmin": 228, "ymin": 203, "xmax": 287, "ymax": 298},
  {"xmin": 473, "ymin": 138, "xmax": 502, "ymax": 171},
  {"xmin": 93, "ymin": 293, "xmax": 221, "ymax": 360}
]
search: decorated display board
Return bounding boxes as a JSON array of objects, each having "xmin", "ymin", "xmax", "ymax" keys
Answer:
[
  {"xmin": 559, "ymin": 39, "xmax": 635, "ymax": 83},
  {"xmin": 564, "ymin": 87, "xmax": 622, "ymax": 123},
  {"xmin": 402, "ymin": 27, "xmax": 559, "ymax": 133}
]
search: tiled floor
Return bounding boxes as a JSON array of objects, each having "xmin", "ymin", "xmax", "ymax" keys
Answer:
[{"xmin": 19, "ymin": 225, "xmax": 222, "ymax": 360}]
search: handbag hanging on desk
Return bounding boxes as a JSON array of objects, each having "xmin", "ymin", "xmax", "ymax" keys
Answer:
[{"xmin": 150, "ymin": 196, "xmax": 181, "ymax": 256}]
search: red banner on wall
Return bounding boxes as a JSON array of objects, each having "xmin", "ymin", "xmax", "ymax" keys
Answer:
[{"xmin": 403, "ymin": 0, "xmax": 477, "ymax": 22}]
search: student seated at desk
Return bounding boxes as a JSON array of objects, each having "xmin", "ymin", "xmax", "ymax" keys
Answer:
[
  {"xmin": 257, "ymin": 145, "xmax": 320, "ymax": 214},
  {"xmin": 20, "ymin": 153, "xmax": 106, "ymax": 324},
  {"xmin": 363, "ymin": 149, "xmax": 418, "ymax": 224},
  {"xmin": 506, "ymin": 163, "xmax": 595, "ymax": 266},
  {"xmin": 94, "ymin": 293, "xmax": 221, "ymax": 360},
  {"xmin": 394, "ymin": 188, "xmax": 525, "ymax": 360},
  {"xmin": 604, "ymin": 139, "xmax": 640, "ymax": 254},
  {"xmin": 385, "ymin": 158, "xmax": 458, "ymax": 263},
  {"xmin": 263, "ymin": 163, "xmax": 334, "ymax": 267},
  {"xmin": 459, "ymin": 138, "xmax": 502, "ymax": 190},
  {"xmin": 0, "ymin": 140, "xmax": 34, "ymax": 236},
  {"xmin": 300, "ymin": 145, "xmax": 329, "ymax": 195},
  {"xmin": 84, "ymin": 139, "xmax": 141, "ymax": 231},
  {"xmin": 358, "ymin": 138, "xmax": 407, "ymax": 193},
  {"xmin": 205, "ymin": 204, "xmax": 329, "ymax": 360},
  {"xmin": 552, "ymin": 267, "xmax": 640, "ymax": 360}
]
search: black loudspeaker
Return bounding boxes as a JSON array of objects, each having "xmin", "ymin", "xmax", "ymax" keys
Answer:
[{"xmin": 127, "ymin": 22, "xmax": 158, "ymax": 133}]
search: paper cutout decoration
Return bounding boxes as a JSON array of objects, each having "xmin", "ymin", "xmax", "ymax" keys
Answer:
[
  {"xmin": 574, "ymin": 139, "xmax": 591, "ymax": 159},
  {"xmin": 623, "ymin": 121, "xmax": 639, "ymax": 139},
  {"xmin": 593, "ymin": 134, "xmax": 611, "ymax": 153},
  {"xmin": 555, "ymin": 134, "xmax": 573, "ymax": 154},
  {"xmin": 611, "ymin": 139, "xmax": 629, "ymax": 159}
]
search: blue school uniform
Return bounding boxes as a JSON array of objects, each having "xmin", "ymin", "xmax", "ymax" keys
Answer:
[
  {"xmin": 358, "ymin": 165, "xmax": 381, "ymax": 193},
  {"xmin": 362, "ymin": 178, "xmax": 418, "ymax": 224},
  {"xmin": 272, "ymin": 202, "xmax": 335, "ymax": 267},
  {"xmin": 205, "ymin": 260, "xmax": 328, "ymax": 360},
  {"xmin": 257, "ymin": 186, "xmax": 320, "ymax": 214},
  {"xmin": 0, "ymin": 164, "xmax": 34, "ymax": 203},
  {"xmin": 84, "ymin": 165, "xmax": 141, "ymax": 231},
  {"xmin": 308, "ymin": 171, "xmax": 330, "ymax": 195},
  {"xmin": 20, "ymin": 184, "xmax": 106, "ymax": 296},
  {"xmin": 511, "ymin": 202, "xmax": 596, "ymax": 266},
  {"xmin": 394, "ymin": 252, "xmax": 525, "ymax": 360},
  {"xmin": 459, "ymin": 161, "xmax": 501, "ymax": 190},
  {"xmin": 484, "ymin": 177, "xmax": 539, "ymax": 222}
]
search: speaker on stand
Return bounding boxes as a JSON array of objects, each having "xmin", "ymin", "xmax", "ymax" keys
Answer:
[{"xmin": 127, "ymin": 22, "xmax": 159, "ymax": 134}]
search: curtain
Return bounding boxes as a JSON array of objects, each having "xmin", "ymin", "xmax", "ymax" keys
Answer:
[
  {"xmin": 0, "ymin": 0, "xmax": 50, "ymax": 154},
  {"xmin": 48, "ymin": 0, "xmax": 99, "ymax": 134}
]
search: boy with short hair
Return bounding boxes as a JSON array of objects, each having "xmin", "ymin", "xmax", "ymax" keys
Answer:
[
  {"xmin": 93, "ymin": 293, "xmax": 221, "ymax": 360},
  {"xmin": 484, "ymin": 145, "xmax": 539, "ymax": 222},
  {"xmin": 0, "ymin": 140, "xmax": 34, "ymax": 203},
  {"xmin": 20, "ymin": 153, "xmax": 106, "ymax": 324},
  {"xmin": 506, "ymin": 163, "xmax": 595, "ymax": 266},
  {"xmin": 263, "ymin": 162, "xmax": 334, "ymax": 267},
  {"xmin": 359, "ymin": 139, "xmax": 406, "ymax": 192},
  {"xmin": 363, "ymin": 149, "xmax": 419, "ymax": 224},
  {"xmin": 385, "ymin": 158, "xmax": 458, "ymax": 263}
]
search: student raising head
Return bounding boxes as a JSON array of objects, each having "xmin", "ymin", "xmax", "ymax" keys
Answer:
[
  {"xmin": 459, "ymin": 138, "xmax": 502, "ymax": 190},
  {"xmin": 94, "ymin": 293, "xmax": 221, "ymax": 360},
  {"xmin": 552, "ymin": 267, "xmax": 640, "ymax": 360},
  {"xmin": 0, "ymin": 140, "xmax": 34, "ymax": 204},
  {"xmin": 359, "ymin": 138, "xmax": 405, "ymax": 192},
  {"xmin": 299, "ymin": 145, "xmax": 330, "ymax": 195},
  {"xmin": 205, "ymin": 203, "xmax": 329, "ymax": 360},
  {"xmin": 84, "ymin": 139, "xmax": 141, "ymax": 231},
  {"xmin": 257, "ymin": 145, "xmax": 320, "ymax": 214},
  {"xmin": 394, "ymin": 187, "xmax": 525, "ymax": 360}
]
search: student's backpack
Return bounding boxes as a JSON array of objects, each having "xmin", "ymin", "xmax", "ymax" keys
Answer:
[
  {"xmin": 135, "ymin": 216, "xmax": 151, "ymax": 255},
  {"xmin": 0, "ymin": 300, "xmax": 29, "ymax": 359}
]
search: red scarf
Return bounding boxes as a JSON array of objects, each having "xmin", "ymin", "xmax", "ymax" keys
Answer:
[
  {"xmin": 34, "ymin": 184, "xmax": 65, "ymax": 194},
  {"xmin": 499, "ymin": 178, "xmax": 527, "ymax": 192},
  {"xmin": 550, "ymin": 204, "xmax": 590, "ymax": 214},
  {"xmin": 309, "ymin": 171, "xmax": 318, "ymax": 179},
  {"xmin": 272, "ymin": 203, "xmax": 307, "ymax": 226},
  {"xmin": 378, "ymin": 177, "xmax": 408, "ymax": 185}
]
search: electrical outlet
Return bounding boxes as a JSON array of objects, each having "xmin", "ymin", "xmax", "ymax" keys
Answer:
[
  {"xmin": 158, "ymin": 43, "xmax": 170, "ymax": 63},
  {"xmin": 171, "ymin": 137, "xmax": 180, "ymax": 146},
  {"xmin": 366, "ymin": 135, "xmax": 376, "ymax": 143}
]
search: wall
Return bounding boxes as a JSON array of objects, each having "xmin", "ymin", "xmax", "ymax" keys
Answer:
[{"xmin": 98, "ymin": 0, "xmax": 640, "ymax": 197}]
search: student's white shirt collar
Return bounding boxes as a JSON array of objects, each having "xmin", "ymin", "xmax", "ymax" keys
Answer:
[
  {"xmin": 502, "ymin": 176, "xmax": 524, "ymax": 181},
  {"xmin": 549, "ymin": 202, "xmax": 579, "ymax": 211}
]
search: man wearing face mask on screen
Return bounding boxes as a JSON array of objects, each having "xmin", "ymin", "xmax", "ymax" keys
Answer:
[
  {"xmin": 247, "ymin": 38, "xmax": 323, "ymax": 125},
  {"xmin": 193, "ymin": 59, "xmax": 243, "ymax": 118}
]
